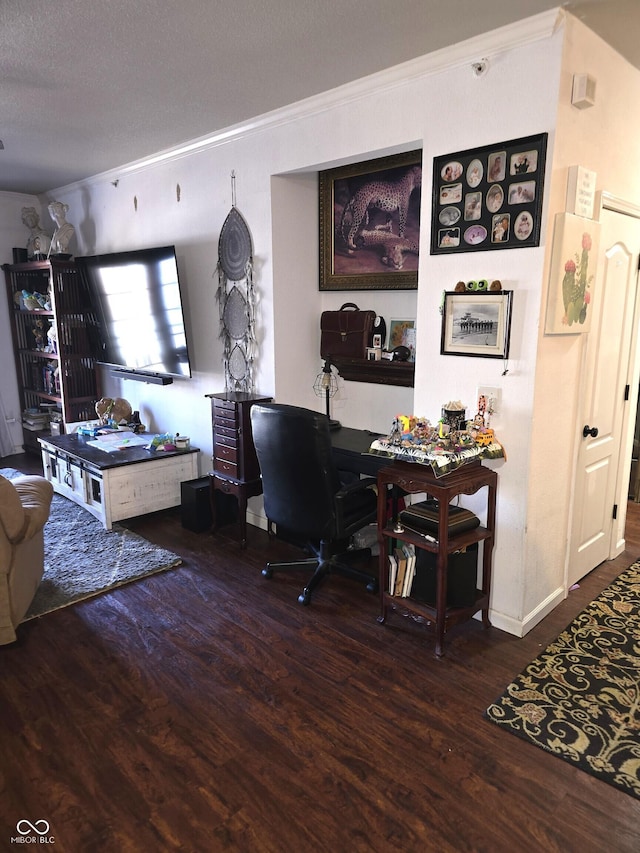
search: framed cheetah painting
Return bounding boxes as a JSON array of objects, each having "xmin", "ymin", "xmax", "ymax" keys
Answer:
[{"xmin": 319, "ymin": 150, "xmax": 422, "ymax": 291}]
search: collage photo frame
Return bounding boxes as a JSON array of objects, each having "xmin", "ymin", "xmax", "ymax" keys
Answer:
[{"xmin": 430, "ymin": 133, "xmax": 547, "ymax": 255}]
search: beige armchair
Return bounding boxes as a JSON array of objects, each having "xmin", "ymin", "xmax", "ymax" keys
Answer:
[{"xmin": 0, "ymin": 474, "xmax": 53, "ymax": 645}]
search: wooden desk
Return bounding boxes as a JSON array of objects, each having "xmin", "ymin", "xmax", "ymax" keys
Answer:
[
  {"xmin": 376, "ymin": 460, "xmax": 497, "ymax": 657},
  {"xmin": 330, "ymin": 426, "xmax": 386, "ymax": 477}
]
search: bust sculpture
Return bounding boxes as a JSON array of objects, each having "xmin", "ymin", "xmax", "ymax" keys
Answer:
[
  {"xmin": 48, "ymin": 200, "xmax": 75, "ymax": 256},
  {"xmin": 21, "ymin": 206, "xmax": 51, "ymax": 259}
]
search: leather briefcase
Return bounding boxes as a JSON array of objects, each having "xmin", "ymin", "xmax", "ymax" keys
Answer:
[{"xmin": 320, "ymin": 302, "xmax": 375, "ymax": 359}]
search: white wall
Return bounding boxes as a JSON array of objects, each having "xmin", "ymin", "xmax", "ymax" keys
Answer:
[
  {"xmin": 524, "ymin": 18, "xmax": 640, "ymax": 626},
  {"xmin": 0, "ymin": 192, "xmax": 44, "ymax": 453},
  {"xmin": 4, "ymin": 12, "xmax": 637, "ymax": 635}
]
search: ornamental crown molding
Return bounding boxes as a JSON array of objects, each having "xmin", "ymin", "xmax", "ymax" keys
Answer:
[{"xmin": 52, "ymin": 9, "xmax": 562, "ymax": 193}]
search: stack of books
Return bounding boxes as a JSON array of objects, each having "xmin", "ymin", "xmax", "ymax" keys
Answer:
[
  {"xmin": 388, "ymin": 543, "xmax": 417, "ymax": 597},
  {"xmin": 22, "ymin": 409, "xmax": 49, "ymax": 432}
]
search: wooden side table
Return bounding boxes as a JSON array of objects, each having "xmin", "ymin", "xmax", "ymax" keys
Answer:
[
  {"xmin": 376, "ymin": 460, "xmax": 497, "ymax": 656},
  {"xmin": 206, "ymin": 392, "xmax": 271, "ymax": 547}
]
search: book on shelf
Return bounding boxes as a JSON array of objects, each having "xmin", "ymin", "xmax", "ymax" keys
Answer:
[
  {"xmin": 22, "ymin": 422, "xmax": 49, "ymax": 432},
  {"xmin": 401, "ymin": 543, "xmax": 416, "ymax": 597},
  {"xmin": 388, "ymin": 544, "xmax": 417, "ymax": 597},
  {"xmin": 394, "ymin": 546, "xmax": 407, "ymax": 596},
  {"xmin": 22, "ymin": 411, "xmax": 49, "ymax": 423},
  {"xmin": 388, "ymin": 551, "xmax": 398, "ymax": 595}
]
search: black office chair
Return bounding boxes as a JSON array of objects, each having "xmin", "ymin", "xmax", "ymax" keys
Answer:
[{"xmin": 250, "ymin": 403, "xmax": 378, "ymax": 605}]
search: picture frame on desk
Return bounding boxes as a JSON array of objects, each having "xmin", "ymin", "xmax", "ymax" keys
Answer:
[
  {"xmin": 319, "ymin": 150, "xmax": 422, "ymax": 291},
  {"xmin": 441, "ymin": 291, "xmax": 513, "ymax": 359},
  {"xmin": 389, "ymin": 318, "xmax": 416, "ymax": 361}
]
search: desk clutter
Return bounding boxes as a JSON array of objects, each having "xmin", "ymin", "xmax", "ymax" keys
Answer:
[
  {"xmin": 388, "ymin": 501, "xmax": 481, "ymax": 599},
  {"xmin": 368, "ymin": 397, "xmax": 505, "ymax": 476},
  {"xmin": 376, "ymin": 459, "xmax": 496, "ymax": 656}
]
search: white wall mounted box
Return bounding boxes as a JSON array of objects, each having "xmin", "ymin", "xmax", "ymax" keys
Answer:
[{"xmin": 571, "ymin": 73, "xmax": 596, "ymax": 109}]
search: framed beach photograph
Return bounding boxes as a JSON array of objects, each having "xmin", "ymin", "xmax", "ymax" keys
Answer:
[
  {"xmin": 431, "ymin": 133, "xmax": 547, "ymax": 255},
  {"xmin": 544, "ymin": 212, "xmax": 600, "ymax": 334},
  {"xmin": 319, "ymin": 149, "xmax": 422, "ymax": 291},
  {"xmin": 441, "ymin": 291, "xmax": 513, "ymax": 358}
]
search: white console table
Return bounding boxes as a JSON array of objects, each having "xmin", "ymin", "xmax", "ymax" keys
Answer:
[{"xmin": 39, "ymin": 434, "xmax": 199, "ymax": 530}]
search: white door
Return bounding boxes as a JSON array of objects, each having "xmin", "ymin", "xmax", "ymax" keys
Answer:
[{"xmin": 568, "ymin": 201, "xmax": 640, "ymax": 587}]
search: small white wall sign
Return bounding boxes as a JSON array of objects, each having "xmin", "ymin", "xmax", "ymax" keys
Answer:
[{"xmin": 566, "ymin": 165, "xmax": 597, "ymax": 219}]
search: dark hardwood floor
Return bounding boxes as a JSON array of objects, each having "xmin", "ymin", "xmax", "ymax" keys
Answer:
[{"xmin": 2, "ymin": 451, "xmax": 640, "ymax": 852}]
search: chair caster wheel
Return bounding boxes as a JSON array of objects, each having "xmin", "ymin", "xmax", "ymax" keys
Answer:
[
  {"xmin": 262, "ymin": 567, "xmax": 273, "ymax": 579},
  {"xmin": 298, "ymin": 591, "xmax": 311, "ymax": 605}
]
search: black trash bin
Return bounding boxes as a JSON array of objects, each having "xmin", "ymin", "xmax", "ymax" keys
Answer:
[{"xmin": 181, "ymin": 477, "xmax": 238, "ymax": 533}]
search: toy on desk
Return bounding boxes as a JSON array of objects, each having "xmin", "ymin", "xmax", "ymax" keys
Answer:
[
  {"xmin": 95, "ymin": 396, "xmax": 133, "ymax": 426},
  {"xmin": 366, "ymin": 411, "xmax": 505, "ymax": 477},
  {"xmin": 77, "ymin": 424, "xmax": 101, "ymax": 437},
  {"xmin": 127, "ymin": 410, "xmax": 145, "ymax": 434},
  {"xmin": 146, "ymin": 433, "xmax": 177, "ymax": 451},
  {"xmin": 378, "ymin": 407, "xmax": 503, "ymax": 458},
  {"xmin": 467, "ymin": 393, "xmax": 496, "ymax": 446},
  {"xmin": 390, "ymin": 414, "xmax": 419, "ymax": 445}
]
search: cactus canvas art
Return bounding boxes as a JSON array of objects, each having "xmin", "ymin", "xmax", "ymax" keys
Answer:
[{"xmin": 545, "ymin": 212, "xmax": 600, "ymax": 334}]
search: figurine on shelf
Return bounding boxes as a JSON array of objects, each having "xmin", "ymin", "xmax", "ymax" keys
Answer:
[
  {"xmin": 48, "ymin": 200, "xmax": 75, "ymax": 256},
  {"xmin": 46, "ymin": 324, "xmax": 57, "ymax": 354},
  {"xmin": 22, "ymin": 290, "xmax": 41, "ymax": 310},
  {"xmin": 21, "ymin": 206, "xmax": 51, "ymax": 260},
  {"xmin": 32, "ymin": 318, "xmax": 46, "ymax": 351}
]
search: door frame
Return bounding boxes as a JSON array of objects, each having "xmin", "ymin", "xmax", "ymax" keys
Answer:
[
  {"xmin": 604, "ymin": 194, "xmax": 640, "ymax": 558},
  {"xmin": 566, "ymin": 191, "xmax": 640, "ymax": 591}
]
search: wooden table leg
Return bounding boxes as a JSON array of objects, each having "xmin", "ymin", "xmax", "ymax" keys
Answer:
[{"xmin": 238, "ymin": 490, "xmax": 248, "ymax": 549}]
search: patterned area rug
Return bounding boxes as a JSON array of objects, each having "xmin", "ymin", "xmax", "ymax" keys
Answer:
[
  {"xmin": 485, "ymin": 558, "xmax": 640, "ymax": 800},
  {"xmin": 1, "ymin": 468, "xmax": 182, "ymax": 620}
]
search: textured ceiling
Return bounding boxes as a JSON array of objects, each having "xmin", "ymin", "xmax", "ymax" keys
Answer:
[{"xmin": 1, "ymin": 0, "xmax": 638, "ymax": 195}]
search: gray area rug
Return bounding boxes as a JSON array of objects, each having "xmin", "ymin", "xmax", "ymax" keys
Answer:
[{"xmin": 1, "ymin": 468, "xmax": 182, "ymax": 620}]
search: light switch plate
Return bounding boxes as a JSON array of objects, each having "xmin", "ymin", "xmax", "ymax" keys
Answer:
[{"xmin": 476, "ymin": 386, "xmax": 501, "ymax": 415}]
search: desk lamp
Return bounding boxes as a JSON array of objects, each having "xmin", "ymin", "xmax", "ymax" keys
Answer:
[{"xmin": 313, "ymin": 358, "xmax": 341, "ymax": 430}]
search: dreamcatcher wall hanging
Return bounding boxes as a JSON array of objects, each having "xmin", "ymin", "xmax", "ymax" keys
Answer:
[{"xmin": 216, "ymin": 172, "xmax": 257, "ymax": 393}]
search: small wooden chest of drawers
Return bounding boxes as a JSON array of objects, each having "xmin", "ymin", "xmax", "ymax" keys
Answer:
[{"xmin": 206, "ymin": 392, "xmax": 271, "ymax": 547}]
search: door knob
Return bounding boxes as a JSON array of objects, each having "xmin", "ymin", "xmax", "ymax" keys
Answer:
[{"xmin": 583, "ymin": 425, "xmax": 599, "ymax": 438}]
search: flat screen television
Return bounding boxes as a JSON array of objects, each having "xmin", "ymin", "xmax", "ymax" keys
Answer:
[{"xmin": 76, "ymin": 245, "xmax": 192, "ymax": 383}]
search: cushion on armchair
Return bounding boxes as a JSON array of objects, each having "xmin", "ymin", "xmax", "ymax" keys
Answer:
[
  {"xmin": 10, "ymin": 476, "xmax": 54, "ymax": 540},
  {"xmin": 0, "ymin": 474, "xmax": 53, "ymax": 645},
  {"xmin": 0, "ymin": 474, "xmax": 27, "ymax": 543}
]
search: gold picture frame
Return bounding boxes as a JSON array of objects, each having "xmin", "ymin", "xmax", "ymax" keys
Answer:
[{"xmin": 319, "ymin": 150, "xmax": 422, "ymax": 291}]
